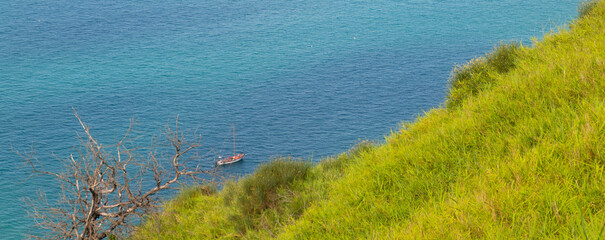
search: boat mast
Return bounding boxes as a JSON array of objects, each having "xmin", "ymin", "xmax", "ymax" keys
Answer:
[{"xmin": 233, "ymin": 123, "xmax": 236, "ymax": 156}]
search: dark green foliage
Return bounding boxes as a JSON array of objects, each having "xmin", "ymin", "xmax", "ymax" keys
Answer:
[
  {"xmin": 228, "ymin": 211, "xmax": 255, "ymax": 234},
  {"xmin": 487, "ymin": 42, "xmax": 521, "ymax": 73},
  {"xmin": 579, "ymin": 0, "xmax": 598, "ymax": 18},
  {"xmin": 221, "ymin": 158, "xmax": 311, "ymax": 233},
  {"xmin": 447, "ymin": 42, "xmax": 523, "ymax": 108},
  {"xmin": 234, "ymin": 158, "xmax": 311, "ymax": 214},
  {"xmin": 221, "ymin": 180, "xmax": 238, "ymax": 206}
]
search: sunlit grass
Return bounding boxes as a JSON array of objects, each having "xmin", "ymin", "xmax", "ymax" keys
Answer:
[{"xmin": 133, "ymin": 1, "xmax": 605, "ymax": 239}]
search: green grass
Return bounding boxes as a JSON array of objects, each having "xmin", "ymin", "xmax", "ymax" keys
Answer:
[
  {"xmin": 133, "ymin": 1, "xmax": 605, "ymax": 239},
  {"xmin": 579, "ymin": 0, "xmax": 599, "ymax": 18},
  {"xmin": 447, "ymin": 42, "xmax": 523, "ymax": 108}
]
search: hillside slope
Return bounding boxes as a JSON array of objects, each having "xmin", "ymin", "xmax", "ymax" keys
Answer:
[{"xmin": 134, "ymin": 1, "xmax": 605, "ymax": 239}]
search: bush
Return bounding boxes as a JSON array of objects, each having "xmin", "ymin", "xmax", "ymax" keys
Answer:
[
  {"xmin": 579, "ymin": 0, "xmax": 598, "ymax": 18},
  {"xmin": 227, "ymin": 158, "xmax": 311, "ymax": 215},
  {"xmin": 220, "ymin": 158, "xmax": 311, "ymax": 232},
  {"xmin": 487, "ymin": 42, "xmax": 521, "ymax": 73},
  {"xmin": 447, "ymin": 42, "xmax": 523, "ymax": 108}
]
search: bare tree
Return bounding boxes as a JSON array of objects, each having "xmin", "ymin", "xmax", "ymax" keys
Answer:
[{"xmin": 18, "ymin": 109, "xmax": 215, "ymax": 239}]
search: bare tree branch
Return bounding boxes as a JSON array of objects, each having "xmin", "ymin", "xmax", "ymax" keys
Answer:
[{"xmin": 19, "ymin": 110, "xmax": 217, "ymax": 239}]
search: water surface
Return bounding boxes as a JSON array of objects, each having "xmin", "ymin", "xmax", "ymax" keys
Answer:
[{"xmin": 0, "ymin": 0, "xmax": 580, "ymax": 238}]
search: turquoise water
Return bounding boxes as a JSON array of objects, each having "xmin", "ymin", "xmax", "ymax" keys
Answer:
[{"xmin": 1, "ymin": 0, "xmax": 579, "ymax": 238}]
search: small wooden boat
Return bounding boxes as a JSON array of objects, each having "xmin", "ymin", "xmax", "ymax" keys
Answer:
[{"xmin": 216, "ymin": 123, "xmax": 245, "ymax": 166}]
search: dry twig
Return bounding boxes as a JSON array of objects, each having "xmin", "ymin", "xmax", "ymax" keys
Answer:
[{"xmin": 19, "ymin": 109, "xmax": 215, "ymax": 239}]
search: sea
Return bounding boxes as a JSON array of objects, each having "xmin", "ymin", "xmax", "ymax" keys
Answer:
[{"xmin": 0, "ymin": 0, "xmax": 580, "ymax": 238}]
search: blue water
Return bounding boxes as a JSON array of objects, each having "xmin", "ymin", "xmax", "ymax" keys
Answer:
[{"xmin": 0, "ymin": 0, "xmax": 580, "ymax": 238}]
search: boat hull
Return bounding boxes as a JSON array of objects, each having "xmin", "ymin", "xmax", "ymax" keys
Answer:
[{"xmin": 216, "ymin": 153, "xmax": 245, "ymax": 166}]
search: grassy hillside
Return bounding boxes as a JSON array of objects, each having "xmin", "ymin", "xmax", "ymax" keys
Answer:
[{"xmin": 134, "ymin": 1, "xmax": 605, "ymax": 239}]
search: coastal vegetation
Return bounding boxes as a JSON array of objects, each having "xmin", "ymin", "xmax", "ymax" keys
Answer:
[{"xmin": 133, "ymin": 0, "xmax": 605, "ymax": 238}]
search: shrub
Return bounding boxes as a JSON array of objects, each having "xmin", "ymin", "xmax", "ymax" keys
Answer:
[
  {"xmin": 227, "ymin": 158, "xmax": 311, "ymax": 215},
  {"xmin": 220, "ymin": 158, "xmax": 311, "ymax": 233},
  {"xmin": 447, "ymin": 42, "xmax": 523, "ymax": 108},
  {"xmin": 487, "ymin": 42, "xmax": 522, "ymax": 73},
  {"xmin": 579, "ymin": 0, "xmax": 599, "ymax": 18}
]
